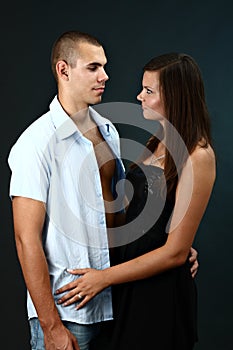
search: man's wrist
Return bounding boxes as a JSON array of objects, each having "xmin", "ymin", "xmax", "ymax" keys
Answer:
[{"xmin": 39, "ymin": 308, "xmax": 62, "ymax": 332}]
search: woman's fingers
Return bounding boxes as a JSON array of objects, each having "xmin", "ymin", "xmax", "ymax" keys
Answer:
[
  {"xmin": 55, "ymin": 280, "xmax": 77, "ymax": 294},
  {"xmin": 60, "ymin": 292, "xmax": 83, "ymax": 306},
  {"xmin": 76, "ymin": 295, "xmax": 92, "ymax": 310},
  {"xmin": 67, "ymin": 268, "xmax": 90, "ymax": 275},
  {"xmin": 55, "ymin": 269, "xmax": 90, "ymax": 294}
]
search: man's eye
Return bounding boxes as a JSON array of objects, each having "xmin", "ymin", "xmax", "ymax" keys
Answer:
[
  {"xmin": 146, "ymin": 89, "xmax": 153, "ymax": 94},
  {"xmin": 88, "ymin": 66, "xmax": 97, "ymax": 71}
]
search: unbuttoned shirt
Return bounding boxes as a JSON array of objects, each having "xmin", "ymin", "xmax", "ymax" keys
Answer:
[{"xmin": 8, "ymin": 96, "xmax": 125, "ymax": 324}]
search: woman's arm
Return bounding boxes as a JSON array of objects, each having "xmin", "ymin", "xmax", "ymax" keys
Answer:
[
  {"xmin": 103, "ymin": 146, "xmax": 215, "ymax": 281},
  {"xmin": 56, "ymin": 146, "xmax": 215, "ymax": 309}
]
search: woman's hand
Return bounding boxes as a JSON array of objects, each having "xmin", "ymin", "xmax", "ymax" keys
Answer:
[
  {"xmin": 55, "ymin": 268, "xmax": 109, "ymax": 310},
  {"xmin": 189, "ymin": 247, "xmax": 199, "ymax": 278}
]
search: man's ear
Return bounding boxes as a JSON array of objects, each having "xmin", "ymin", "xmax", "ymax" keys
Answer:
[{"xmin": 56, "ymin": 61, "xmax": 69, "ymax": 80}]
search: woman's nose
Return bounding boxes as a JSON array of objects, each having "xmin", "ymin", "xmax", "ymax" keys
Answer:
[{"xmin": 137, "ymin": 91, "xmax": 143, "ymax": 101}]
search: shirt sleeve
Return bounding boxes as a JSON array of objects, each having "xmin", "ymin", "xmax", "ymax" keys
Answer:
[{"xmin": 8, "ymin": 134, "xmax": 50, "ymax": 203}]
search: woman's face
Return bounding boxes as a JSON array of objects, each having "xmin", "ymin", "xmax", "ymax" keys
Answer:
[{"xmin": 137, "ymin": 70, "xmax": 165, "ymax": 120}]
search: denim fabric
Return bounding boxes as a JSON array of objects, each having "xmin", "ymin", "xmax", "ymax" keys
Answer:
[{"xmin": 29, "ymin": 318, "xmax": 101, "ymax": 350}]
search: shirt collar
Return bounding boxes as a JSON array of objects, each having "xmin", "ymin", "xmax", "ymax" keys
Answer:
[{"xmin": 49, "ymin": 95, "xmax": 111, "ymax": 140}]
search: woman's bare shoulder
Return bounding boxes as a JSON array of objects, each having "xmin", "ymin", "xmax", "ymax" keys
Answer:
[
  {"xmin": 191, "ymin": 143, "xmax": 215, "ymax": 163},
  {"xmin": 189, "ymin": 143, "xmax": 216, "ymax": 182}
]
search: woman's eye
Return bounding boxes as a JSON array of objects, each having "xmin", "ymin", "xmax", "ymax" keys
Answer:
[{"xmin": 146, "ymin": 89, "xmax": 153, "ymax": 94}]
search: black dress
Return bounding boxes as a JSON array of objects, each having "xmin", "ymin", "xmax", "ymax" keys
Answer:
[{"xmin": 91, "ymin": 164, "xmax": 198, "ymax": 350}]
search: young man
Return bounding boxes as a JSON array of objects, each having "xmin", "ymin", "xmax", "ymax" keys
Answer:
[{"xmin": 8, "ymin": 31, "xmax": 125, "ymax": 350}]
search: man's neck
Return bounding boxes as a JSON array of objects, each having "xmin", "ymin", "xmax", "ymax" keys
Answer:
[{"xmin": 57, "ymin": 92, "xmax": 95, "ymax": 133}]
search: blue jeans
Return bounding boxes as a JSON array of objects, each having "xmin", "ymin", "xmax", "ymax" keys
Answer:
[{"xmin": 29, "ymin": 317, "xmax": 101, "ymax": 350}]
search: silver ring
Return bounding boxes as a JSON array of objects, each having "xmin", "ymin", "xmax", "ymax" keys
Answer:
[{"xmin": 77, "ymin": 293, "xmax": 83, "ymax": 300}]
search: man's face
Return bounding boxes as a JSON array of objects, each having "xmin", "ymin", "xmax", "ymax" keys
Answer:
[{"xmin": 68, "ymin": 42, "xmax": 109, "ymax": 110}]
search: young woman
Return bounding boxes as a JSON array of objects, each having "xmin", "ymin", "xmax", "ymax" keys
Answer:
[{"xmin": 56, "ymin": 53, "xmax": 216, "ymax": 349}]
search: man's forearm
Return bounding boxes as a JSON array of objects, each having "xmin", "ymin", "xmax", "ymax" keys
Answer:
[{"xmin": 16, "ymin": 240, "xmax": 61, "ymax": 330}]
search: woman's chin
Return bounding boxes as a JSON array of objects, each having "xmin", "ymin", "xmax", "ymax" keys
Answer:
[{"xmin": 143, "ymin": 110, "xmax": 164, "ymax": 121}]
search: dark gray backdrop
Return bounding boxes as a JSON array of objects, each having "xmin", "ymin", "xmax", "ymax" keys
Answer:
[{"xmin": 1, "ymin": 0, "xmax": 233, "ymax": 349}]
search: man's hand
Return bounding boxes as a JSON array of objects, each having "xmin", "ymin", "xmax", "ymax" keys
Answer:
[
  {"xmin": 189, "ymin": 247, "xmax": 199, "ymax": 278},
  {"xmin": 43, "ymin": 323, "xmax": 80, "ymax": 349}
]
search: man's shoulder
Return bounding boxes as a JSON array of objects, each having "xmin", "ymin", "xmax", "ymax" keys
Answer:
[
  {"xmin": 13, "ymin": 96, "xmax": 60, "ymax": 145},
  {"xmin": 10, "ymin": 110, "xmax": 53, "ymax": 153}
]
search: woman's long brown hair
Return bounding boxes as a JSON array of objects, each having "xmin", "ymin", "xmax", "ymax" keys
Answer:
[{"xmin": 135, "ymin": 53, "xmax": 213, "ymax": 196}]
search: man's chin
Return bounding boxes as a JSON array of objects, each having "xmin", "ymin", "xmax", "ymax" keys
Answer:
[{"xmin": 91, "ymin": 96, "xmax": 103, "ymax": 105}]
